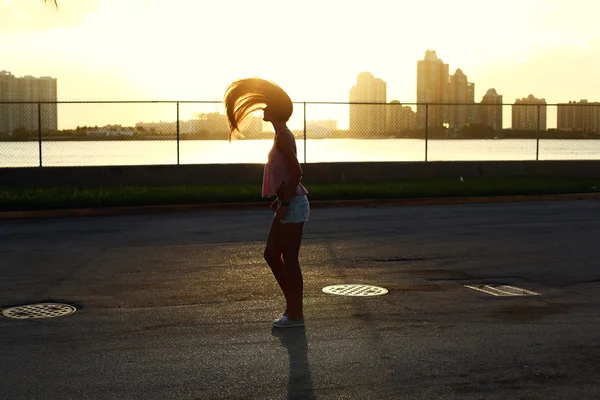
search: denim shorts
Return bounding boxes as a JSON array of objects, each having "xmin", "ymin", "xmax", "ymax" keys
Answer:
[{"xmin": 278, "ymin": 195, "xmax": 310, "ymax": 224}]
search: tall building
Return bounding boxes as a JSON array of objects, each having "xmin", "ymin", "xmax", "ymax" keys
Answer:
[
  {"xmin": 416, "ymin": 50, "xmax": 449, "ymax": 128},
  {"xmin": 386, "ymin": 100, "xmax": 416, "ymax": 133},
  {"xmin": 416, "ymin": 51, "xmax": 476, "ymax": 130},
  {"xmin": 512, "ymin": 95, "xmax": 546, "ymax": 131},
  {"xmin": 480, "ymin": 88, "xmax": 503, "ymax": 131},
  {"xmin": 0, "ymin": 70, "xmax": 58, "ymax": 133},
  {"xmin": 349, "ymin": 72, "xmax": 387, "ymax": 134},
  {"xmin": 448, "ymin": 68, "xmax": 475, "ymax": 130},
  {"xmin": 0, "ymin": 71, "xmax": 16, "ymax": 134},
  {"xmin": 557, "ymin": 100, "xmax": 600, "ymax": 133}
]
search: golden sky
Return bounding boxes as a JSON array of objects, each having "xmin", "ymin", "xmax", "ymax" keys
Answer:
[{"xmin": 2, "ymin": 0, "xmax": 600, "ymax": 128}]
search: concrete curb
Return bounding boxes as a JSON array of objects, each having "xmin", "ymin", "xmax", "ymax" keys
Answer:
[{"xmin": 1, "ymin": 192, "xmax": 599, "ymax": 220}]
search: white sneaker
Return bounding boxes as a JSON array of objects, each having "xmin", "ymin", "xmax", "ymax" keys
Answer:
[{"xmin": 272, "ymin": 314, "xmax": 304, "ymax": 328}]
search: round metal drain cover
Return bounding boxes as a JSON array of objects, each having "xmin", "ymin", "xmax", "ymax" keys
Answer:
[
  {"xmin": 1, "ymin": 303, "xmax": 76, "ymax": 320},
  {"xmin": 322, "ymin": 284, "xmax": 388, "ymax": 297}
]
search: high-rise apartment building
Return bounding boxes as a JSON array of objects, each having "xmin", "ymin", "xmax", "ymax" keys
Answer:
[
  {"xmin": 480, "ymin": 88, "xmax": 503, "ymax": 131},
  {"xmin": 417, "ymin": 51, "xmax": 475, "ymax": 130},
  {"xmin": 416, "ymin": 50, "xmax": 449, "ymax": 128},
  {"xmin": 557, "ymin": 100, "xmax": 600, "ymax": 133},
  {"xmin": 0, "ymin": 70, "xmax": 58, "ymax": 134},
  {"xmin": 0, "ymin": 71, "xmax": 16, "ymax": 134},
  {"xmin": 512, "ymin": 95, "xmax": 546, "ymax": 131},
  {"xmin": 448, "ymin": 68, "xmax": 475, "ymax": 130},
  {"xmin": 386, "ymin": 100, "xmax": 416, "ymax": 133},
  {"xmin": 349, "ymin": 72, "xmax": 387, "ymax": 134}
]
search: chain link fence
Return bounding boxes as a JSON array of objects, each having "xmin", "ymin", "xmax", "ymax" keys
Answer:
[{"xmin": 1, "ymin": 101, "xmax": 599, "ymax": 167}]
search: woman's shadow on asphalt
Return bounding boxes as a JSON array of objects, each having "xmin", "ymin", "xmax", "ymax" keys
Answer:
[{"xmin": 271, "ymin": 327, "xmax": 315, "ymax": 400}]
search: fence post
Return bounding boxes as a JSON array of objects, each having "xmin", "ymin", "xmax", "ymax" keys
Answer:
[
  {"xmin": 176, "ymin": 101, "xmax": 180, "ymax": 165},
  {"xmin": 303, "ymin": 102, "xmax": 307, "ymax": 164},
  {"xmin": 536, "ymin": 104, "xmax": 540, "ymax": 161},
  {"xmin": 425, "ymin": 104, "xmax": 429, "ymax": 162},
  {"xmin": 37, "ymin": 102, "xmax": 42, "ymax": 167}
]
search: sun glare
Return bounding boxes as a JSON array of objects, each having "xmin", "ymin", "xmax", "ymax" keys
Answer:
[{"xmin": 3, "ymin": 0, "xmax": 600, "ymax": 129}]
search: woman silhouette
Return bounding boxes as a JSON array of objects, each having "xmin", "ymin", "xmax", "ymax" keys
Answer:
[{"xmin": 225, "ymin": 78, "xmax": 309, "ymax": 328}]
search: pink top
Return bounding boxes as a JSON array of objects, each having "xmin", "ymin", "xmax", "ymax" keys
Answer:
[{"xmin": 262, "ymin": 128, "xmax": 308, "ymax": 198}]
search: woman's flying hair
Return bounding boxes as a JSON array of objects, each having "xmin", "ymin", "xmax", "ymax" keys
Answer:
[{"xmin": 224, "ymin": 78, "xmax": 293, "ymax": 141}]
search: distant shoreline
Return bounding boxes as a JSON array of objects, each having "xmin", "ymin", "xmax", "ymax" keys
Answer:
[{"xmin": 2, "ymin": 133, "xmax": 600, "ymax": 142}]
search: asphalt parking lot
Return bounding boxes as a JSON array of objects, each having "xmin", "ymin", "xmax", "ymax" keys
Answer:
[{"xmin": 1, "ymin": 199, "xmax": 599, "ymax": 399}]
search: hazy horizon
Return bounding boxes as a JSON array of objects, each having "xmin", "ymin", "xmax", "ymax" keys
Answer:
[{"xmin": 3, "ymin": 0, "xmax": 600, "ymax": 128}]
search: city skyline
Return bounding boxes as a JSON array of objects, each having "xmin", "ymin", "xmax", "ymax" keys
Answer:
[
  {"xmin": 1, "ymin": 63, "xmax": 599, "ymax": 134},
  {"xmin": 4, "ymin": 0, "xmax": 600, "ymax": 135},
  {"xmin": 3, "ymin": 0, "xmax": 600, "ymax": 104},
  {"xmin": 3, "ymin": 39, "xmax": 598, "ymax": 135}
]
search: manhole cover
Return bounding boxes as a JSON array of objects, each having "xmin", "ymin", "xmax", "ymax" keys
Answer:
[
  {"xmin": 464, "ymin": 284, "xmax": 540, "ymax": 297},
  {"xmin": 322, "ymin": 284, "xmax": 388, "ymax": 297},
  {"xmin": 1, "ymin": 303, "xmax": 77, "ymax": 320}
]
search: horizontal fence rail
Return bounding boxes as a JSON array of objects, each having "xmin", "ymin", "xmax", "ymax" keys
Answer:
[{"xmin": 0, "ymin": 101, "xmax": 599, "ymax": 167}]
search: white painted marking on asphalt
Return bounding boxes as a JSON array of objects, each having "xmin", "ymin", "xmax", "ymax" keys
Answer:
[{"xmin": 464, "ymin": 284, "xmax": 541, "ymax": 296}]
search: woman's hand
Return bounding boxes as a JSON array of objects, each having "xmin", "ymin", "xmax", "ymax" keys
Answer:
[{"xmin": 275, "ymin": 203, "xmax": 287, "ymax": 220}]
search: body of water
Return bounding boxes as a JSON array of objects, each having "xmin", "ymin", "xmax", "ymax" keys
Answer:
[{"xmin": 1, "ymin": 139, "xmax": 600, "ymax": 167}]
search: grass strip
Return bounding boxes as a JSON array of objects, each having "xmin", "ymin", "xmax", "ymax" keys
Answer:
[{"xmin": 0, "ymin": 177, "xmax": 598, "ymax": 212}]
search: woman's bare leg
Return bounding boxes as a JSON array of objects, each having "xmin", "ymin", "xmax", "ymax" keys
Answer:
[
  {"xmin": 264, "ymin": 218, "xmax": 291, "ymax": 311},
  {"xmin": 281, "ymin": 222, "xmax": 305, "ymax": 320},
  {"xmin": 264, "ymin": 219, "xmax": 305, "ymax": 319}
]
